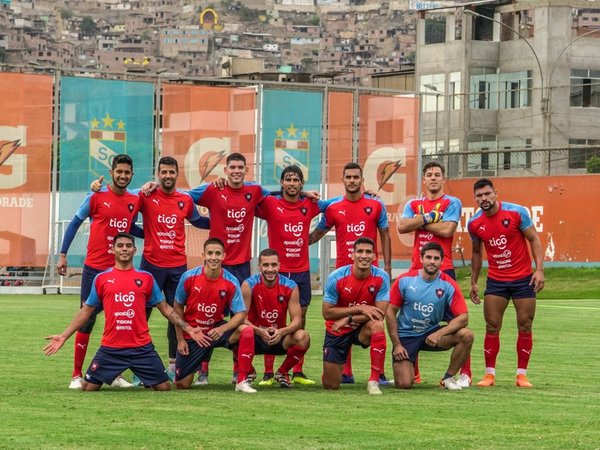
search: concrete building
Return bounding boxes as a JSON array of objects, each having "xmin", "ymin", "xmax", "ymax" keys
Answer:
[{"xmin": 415, "ymin": 0, "xmax": 600, "ymax": 177}]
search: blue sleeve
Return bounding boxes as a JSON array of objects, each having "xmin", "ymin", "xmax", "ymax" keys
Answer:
[
  {"xmin": 130, "ymin": 223, "xmax": 145, "ymax": 239},
  {"xmin": 74, "ymin": 192, "xmax": 93, "ymax": 221},
  {"xmin": 401, "ymin": 200, "xmax": 416, "ymax": 219},
  {"xmin": 148, "ymin": 279, "xmax": 165, "ymax": 307},
  {"xmin": 323, "ymin": 272, "xmax": 340, "ymax": 305},
  {"xmin": 317, "ymin": 197, "xmax": 335, "ymax": 212},
  {"xmin": 517, "ymin": 205, "xmax": 534, "ymax": 231},
  {"xmin": 376, "ymin": 198, "xmax": 389, "ymax": 229},
  {"xmin": 175, "ymin": 273, "xmax": 190, "ymax": 305},
  {"xmin": 229, "ymin": 279, "xmax": 246, "ymax": 313},
  {"xmin": 187, "ymin": 183, "xmax": 209, "ymax": 203},
  {"xmin": 189, "ymin": 215, "xmax": 210, "ymax": 230},
  {"xmin": 316, "ymin": 213, "xmax": 329, "ymax": 231},
  {"xmin": 443, "ymin": 196, "xmax": 462, "ymax": 223},
  {"xmin": 84, "ymin": 275, "xmax": 102, "ymax": 308},
  {"xmin": 60, "ymin": 215, "xmax": 85, "ymax": 254},
  {"xmin": 375, "ymin": 272, "xmax": 391, "ymax": 302}
]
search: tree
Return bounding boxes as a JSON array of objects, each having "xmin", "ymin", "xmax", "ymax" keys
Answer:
[
  {"xmin": 586, "ymin": 155, "xmax": 600, "ymax": 173},
  {"xmin": 80, "ymin": 16, "xmax": 98, "ymax": 37},
  {"xmin": 59, "ymin": 8, "xmax": 73, "ymax": 20}
]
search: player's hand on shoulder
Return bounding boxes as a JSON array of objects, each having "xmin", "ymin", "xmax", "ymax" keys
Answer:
[
  {"xmin": 469, "ymin": 284, "xmax": 481, "ymax": 305},
  {"xmin": 90, "ymin": 175, "xmax": 104, "ymax": 193},
  {"xmin": 364, "ymin": 189, "xmax": 380, "ymax": 199},
  {"xmin": 43, "ymin": 335, "xmax": 66, "ymax": 356},
  {"xmin": 303, "ymin": 190, "xmax": 320, "ymax": 200},
  {"xmin": 212, "ymin": 177, "xmax": 227, "ymax": 190},
  {"xmin": 141, "ymin": 181, "xmax": 158, "ymax": 196}
]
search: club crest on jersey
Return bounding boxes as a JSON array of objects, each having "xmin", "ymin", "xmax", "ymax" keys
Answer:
[
  {"xmin": 300, "ymin": 207, "xmax": 307, "ymax": 216},
  {"xmin": 178, "ymin": 201, "xmax": 185, "ymax": 210},
  {"xmin": 368, "ymin": 285, "xmax": 376, "ymax": 294},
  {"xmin": 278, "ymin": 295, "xmax": 285, "ymax": 303},
  {"xmin": 219, "ymin": 290, "xmax": 227, "ymax": 298},
  {"xmin": 436, "ymin": 288, "xmax": 444, "ymax": 298},
  {"xmin": 128, "ymin": 203, "xmax": 134, "ymax": 213},
  {"xmin": 364, "ymin": 207, "xmax": 372, "ymax": 215},
  {"xmin": 502, "ymin": 218, "xmax": 510, "ymax": 228},
  {"xmin": 245, "ymin": 193, "xmax": 252, "ymax": 202},
  {"xmin": 134, "ymin": 279, "xmax": 143, "ymax": 287}
]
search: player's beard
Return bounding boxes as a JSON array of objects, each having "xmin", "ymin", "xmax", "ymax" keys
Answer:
[
  {"xmin": 423, "ymin": 264, "xmax": 439, "ymax": 276},
  {"xmin": 113, "ymin": 176, "xmax": 132, "ymax": 189}
]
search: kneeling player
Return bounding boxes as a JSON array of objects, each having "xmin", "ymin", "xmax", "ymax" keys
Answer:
[
  {"xmin": 321, "ymin": 237, "xmax": 390, "ymax": 395},
  {"xmin": 386, "ymin": 242, "xmax": 474, "ymax": 390},
  {"xmin": 44, "ymin": 232, "xmax": 204, "ymax": 391},
  {"xmin": 173, "ymin": 238, "xmax": 256, "ymax": 393},
  {"xmin": 242, "ymin": 248, "xmax": 311, "ymax": 388}
]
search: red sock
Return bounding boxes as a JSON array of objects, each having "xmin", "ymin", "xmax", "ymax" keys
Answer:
[
  {"xmin": 278, "ymin": 345, "xmax": 307, "ymax": 374},
  {"xmin": 516, "ymin": 332, "xmax": 533, "ymax": 370},
  {"xmin": 292, "ymin": 355, "xmax": 304, "ymax": 374},
  {"xmin": 483, "ymin": 333, "xmax": 500, "ymax": 369},
  {"xmin": 369, "ymin": 332, "xmax": 386, "ymax": 382},
  {"xmin": 460, "ymin": 356, "xmax": 472, "ymax": 378},
  {"xmin": 264, "ymin": 354, "xmax": 275, "ymax": 373},
  {"xmin": 201, "ymin": 361, "xmax": 209, "ymax": 373},
  {"xmin": 73, "ymin": 331, "xmax": 91, "ymax": 377},
  {"xmin": 236, "ymin": 327, "xmax": 255, "ymax": 383},
  {"xmin": 342, "ymin": 349, "xmax": 353, "ymax": 376},
  {"xmin": 413, "ymin": 356, "xmax": 420, "ymax": 377}
]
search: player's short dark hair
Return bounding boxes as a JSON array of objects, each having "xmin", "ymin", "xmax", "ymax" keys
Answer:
[
  {"xmin": 354, "ymin": 236, "xmax": 375, "ymax": 250},
  {"xmin": 258, "ymin": 248, "xmax": 279, "ymax": 262},
  {"xmin": 158, "ymin": 156, "xmax": 178, "ymax": 172},
  {"xmin": 343, "ymin": 162, "xmax": 363, "ymax": 176},
  {"xmin": 473, "ymin": 178, "xmax": 494, "ymax": 192},
  {"xmin": 280, "ymin": 165, "xmax": 304, "ymax": 182},
  {"xmin": 112, "ymin": 154, "xmax": 133, "ymax": 170},
  {"xmin": 114, "ymin": 231, "xmax": 135, "ymax": 245},
  {"xmin": 226, "ymin": 152, "xmax": 246, "ymax": 166},
  {"xmin": 422, "ymin": 161, "xmax": 445, "ymax": 176},
  {"xmin": 203, "ymin": 237, "xmax": 225, "ymax": 251},
  {"xmin": 420, "ymin": 242, "xmax": 444, "ymax": 258}
]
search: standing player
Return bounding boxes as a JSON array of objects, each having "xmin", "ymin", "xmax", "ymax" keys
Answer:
[
  {"xmin": 254, "ymin": 165, "xmax": 330, "ymax": 385},
  {"xmin": 44, "ymin": 232, "xmax": 205, "ymax": 391},
  {"xmin": 321, "ymin": 237, "xmax": 389, "ymax": 395},
  {"xmin": 397, "ymin": 161, "xmax": 471, "ymax": 386},
  {"xmin": 242, "ymin": 248, "xmax": 311, "ymax": 388},
  {"xmin": 57, "ymin": 154, "xmax": 140, "ymax": 389},
  {"xmin": 173, "ymin": 238, "xmax": 257, "ymax": 393},
  {"xmin": 310, "ymin": 162, "xmax": 392, "ymax": 385},
  {"xmin": 386, "ymin": 242, "xmax": 474, "ymax": 390},
  {"xmin": 467, "ymin": 179, "xmax": 544, "ymax": 388}
]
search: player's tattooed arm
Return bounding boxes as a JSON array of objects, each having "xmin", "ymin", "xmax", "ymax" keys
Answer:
[{"xmin": 309, "ymin": 227, "xmax": 329, "ymax": 245}]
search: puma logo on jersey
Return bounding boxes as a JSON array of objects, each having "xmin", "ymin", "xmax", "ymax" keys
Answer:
[
  {"xmin": 194, "ymin": 287, "xmax": 202, "ymax": 293},
  {"xmin": 152, "ymin": 199, "xmax": 160, "ymax": 205},
  {"xmin": 277, "ymin": 207, "xmax": 284, "ymax": 214},
  {"xmin": 338, "ymin": 210, "xmax": 346, "ymax": 216},
  {"xmin": 103, "ymin": 202, "xmax": 111, "ymax": 208},
  {"xmin": 344, "ymin": 287, "xmax": 352, "ymax": 293},
  {"xmin": 107, "ymin": 279, "xmax": 115, "ymax": 284},
  {"xmin": 409, "ymin": 285, "xmax": 416, "ymax": 292},
  {"xmin": 221, "ymin": 195, "xmax": 228, "ymax": 202},
  {"xmin": 479, "ymin": 225, "xmax": 486, "ymax": 231}
]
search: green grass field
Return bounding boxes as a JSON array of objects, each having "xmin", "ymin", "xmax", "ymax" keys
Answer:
[{"xmin": 1, "ymin": 281, "xmax": 600, "ymax": 449}]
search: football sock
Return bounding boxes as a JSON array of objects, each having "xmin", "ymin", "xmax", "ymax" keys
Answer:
[
  {"xmin": 236, "ymin": 327, "xmax": 255, "ymax": 383},
  {"xmin": 73, "ymin": 331, "xmax": 91, "ymax": 377},
  {"xmin": 369, "ymin": 332, "xmax": 386, "ymax": 382},
  {"xmin": 292, "ymin": 355, "xmax": 304, "ymax": 374},
  {"xmin": 278, "ymin": 345, "xmax": 307, "ymax": 374},
  {"xmin": 414, "ymin": 356, "xmax": 420, "ymax": 377},
  {"xmin": 460, "ymin": 356, "xmax": 472, "ymax": 378},
  {"xmin": 264, "ymin": 354, "xmax": 275, "ymax": 374},
  {"xmin": 201, "ymin": 361, "xmax": 209, "ymax": 374},
  {"xmin": 343, "ymin": 349, "xmax": 353, "ymax": 376},
  {"xmin": 516, "ymin": 331, "xmax": 533, "ymax": 371},
  {"xmin": 483, "ymin": 332, "xmax": 500, "ymax": 370}
]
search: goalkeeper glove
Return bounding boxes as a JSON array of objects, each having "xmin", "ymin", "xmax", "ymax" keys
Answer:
[{"xmin": 422, "ymin": 210, "xmax": 443, "ymax": 225}]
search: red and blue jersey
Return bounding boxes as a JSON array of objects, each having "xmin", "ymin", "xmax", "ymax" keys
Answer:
[
  {"xmin": 75, "ymin": 186, "xmax": 140, "ymax": 270},
  {"xmin": 175, "ymin": 267, "xmax": 244, "ymax": 337},
  {"xmin": 467, "ymin": 201, "xmax": 534, "ymax": 281},
  {"xmin": 316, "ymin": 194, "xmax": 389, "ymax": 268},
  {"xmin": 390, "ymin": 270, "xmax": 467, "ymax": 338},
  {"xmin": 256, "ymin": 196, "xmax": 331, "ymax": 272},
  {"xmin": 188, "ymin": 182, "xmax": 269, "ymax": 265},
  {"xmin": 86, "ymin": 267, "xmax": 163, "ymax": 348},
  {"xmin": 402, "ymin": 194, "xmax": 462, "ymax": 272},
  {"xmin": 323, "ymin": 265, "xmax": 390, "ymax": 336},
  {"xmin": 245, "ymin": 274, "xmax": 297, "ymax": 330},
  {"xmin": 138, "ymin": 188, "xmax": 200, "ymax": 267}
]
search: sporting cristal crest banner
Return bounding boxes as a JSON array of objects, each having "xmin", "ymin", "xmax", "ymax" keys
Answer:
[
  {"xmin": 58, "ymin": 77, "xmax": 154, "ymax": 219},
  {"xmin": 260, "ymin": 89, "xmax": 323, "ymax": 191}
]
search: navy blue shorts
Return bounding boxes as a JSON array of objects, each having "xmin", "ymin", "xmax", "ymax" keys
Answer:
[
  {"xmin": 253, "ymin": 335, "xmax": 287, "ymax": 356},
  {"xmin": 280, "ymin": 270, "xmax": 311, "ymax": 307},
  {"xmin": 485, "ymin": 274, "xmax": 535, "ymax": 300},
  {"xmin": 140, "ymin": 257, "xmax": 186, "ymax": 307},
  {"xmin": 84, "ymin": 343, "xmax": 168, "ymax": 387},
  {"xmin": 175, "ymin": 323, "xmax": 235, "ymax": 381},
  {"xmin": 79, "ymin": 265, "xmax": 104, "ymax": 333},
  {"xmin": 323, "ymin": 327, "xmax": 369, "ymax": 364},
  {"xmin": 223, "ymin": 262, "xmax": 251, "ymax": 285},
  {"xmin": 396, "ymin": 326, "xmax": 446, "ymax": 363}
]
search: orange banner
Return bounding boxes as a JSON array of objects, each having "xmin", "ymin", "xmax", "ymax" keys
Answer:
[
  {"xmin": 161, "ymin": 84, "xmax": 257, "ymax": 265},
  {"xmin": 327, "ymin": 91, "xmax": 354, "ymax": 198},
  {"xmin": 0, "ymin": 73, "xmax": 53, "ymax": 267},
  {"xmin": 357, "ymin": 94, "xmax": 420, "ymax": 261},
  {"xmin": 445, "ymin": 175, "xmax": 600, "ymax": 265}
]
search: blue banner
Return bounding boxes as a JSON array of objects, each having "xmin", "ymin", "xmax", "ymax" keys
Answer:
[
  {"xmin": 260, "ymin": 89, "xmax": 323, "ymax": 191},
  {"xmin": 59, "ymin": 77, "xmax": 154, "ymax": 219}
]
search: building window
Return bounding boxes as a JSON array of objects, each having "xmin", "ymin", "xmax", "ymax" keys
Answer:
[
  {"xmin": 569, "ymin": 138, "xmax": 600, "ymax": 168},
  {"xmin": 498, "ymin": 70, "xmax": 532, "ymax": 109},
  {"xmin": 570, "ymin": 69, "xmax": 600, "ymax": 107},
  {"xmin": 470, "ymin": 67, "xmax": 497, "ymax": 109},
  {"xmin": 467, "ymin": 134, "xmax": 497, "ymax": 175},
  {"xmin": 425, "ymin": 16, "xmax": 446, "ymax": 44},
  {"xmin": 420, "ymin": 73, "xmax": 445, "ymax": 112},
  {"xmin": 449, "ymin": 72, "xmax": 461, "ymax": 110}
]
